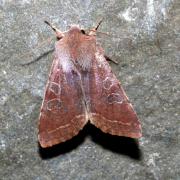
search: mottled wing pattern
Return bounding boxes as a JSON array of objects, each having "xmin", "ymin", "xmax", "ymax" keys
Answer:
[
  {"xmin": 38, "ymin": 42, "xmax": 87, "ymax": 148},
  {"xmin": 88, "ymin": 50, "xmax": 142, "ymax": 138}
]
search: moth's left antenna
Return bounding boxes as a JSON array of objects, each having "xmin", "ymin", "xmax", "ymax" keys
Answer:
[
  {"xmin": 44, "ymin": 21, "xmax": 57, "ymax": 32},
  {"xmin": 44, "ymin": 20, "xmax": 64, "ymax": 39}
]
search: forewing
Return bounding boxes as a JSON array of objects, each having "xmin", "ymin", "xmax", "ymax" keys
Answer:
[
  {"xmin": 88, "ymin": 51, "xmax": 142, "ymax": 138},
  {"xmin": 38, "ymin": 43, "xmax": 87, "ymax": 148}
]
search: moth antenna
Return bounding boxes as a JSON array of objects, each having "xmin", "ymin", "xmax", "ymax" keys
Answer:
[
  {"xmin": 44, "ymin": 21, "xmax": 56, "ymax": 32},
  {"xmin": 95, "ymin": 18, "xmax": 103, "ymax": 31},
  {"xmin": 44, "ymin": 20, "xmax": 64, "ymax": 39},
  {"xmin": 89, "ymin": 18, "xmax": 104, "ymax": 36}
]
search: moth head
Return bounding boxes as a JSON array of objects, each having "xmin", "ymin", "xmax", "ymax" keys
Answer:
[
  {"xmin": 68, "ymin": 19, "xmax": 104, "ymax": 36},
  {"xmin": 67, "ymin": 19, "xmax": 104, "ymax": 37},
  {"xmin": 68, "ymin": 25, "xmax": 80, "ymax": 31},
  {"xmin": 68, "ymin": 25, "xmax": 87, "ymax": 35}
]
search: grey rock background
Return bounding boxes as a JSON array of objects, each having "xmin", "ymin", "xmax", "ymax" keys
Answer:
[{"xmin": 0, "ymin": 0, "xmax": 179, "ymax": 179}]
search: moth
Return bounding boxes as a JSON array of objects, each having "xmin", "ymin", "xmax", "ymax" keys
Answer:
[{"xmin": 38, "ymin": 20, "xmax": 142, "ymax": 148}]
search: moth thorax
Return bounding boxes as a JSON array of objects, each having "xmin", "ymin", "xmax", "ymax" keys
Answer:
[{"xmin": 72, "ymin": 55, "xmax": 93, "ymax": 70}]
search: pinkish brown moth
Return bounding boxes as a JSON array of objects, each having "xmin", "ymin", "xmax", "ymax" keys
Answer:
[{"xmin": 38, "ymin": 21, "xmax": 142, "ymax": 148}]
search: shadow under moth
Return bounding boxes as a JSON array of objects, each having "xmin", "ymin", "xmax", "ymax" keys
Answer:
[{"xmin": 38, "ymin": 20, "xmax": 142, "ymax": 148}]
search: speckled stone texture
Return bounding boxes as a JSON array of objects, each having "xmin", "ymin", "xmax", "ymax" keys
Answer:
[{"xmin": 0, "ymin": 0, "xmax": 179, "ymax": 180}]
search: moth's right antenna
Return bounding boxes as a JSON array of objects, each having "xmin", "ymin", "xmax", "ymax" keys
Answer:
[
  {"xmin": 89, "ymin": 18, "xmax": 104, "ymax": 36},
  {"xmin": 95, "ymin": 19, "xmax": 103, "ymax": 31}
]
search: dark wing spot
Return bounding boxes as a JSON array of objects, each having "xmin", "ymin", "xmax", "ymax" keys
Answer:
[
  {"xmin": 47, "ymin": 99, "xmax": 62, "ymax": 111},
  {"xmin": 107, "ymin": 93, "xmax": 123, "ymax": 104}
]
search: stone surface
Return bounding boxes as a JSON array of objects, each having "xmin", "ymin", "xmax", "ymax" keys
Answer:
[{"xmin": 0, "ymin": 0, "xmax": 179, "ymax": 180}]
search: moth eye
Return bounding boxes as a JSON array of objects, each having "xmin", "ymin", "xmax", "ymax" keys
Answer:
[
  {"xmin": 56, "ymin": 37, "xmax": 62, "ymax": 41},
  {"xmin": 81, "ymin": 29, "xmax": 86, "ymax": 34}
]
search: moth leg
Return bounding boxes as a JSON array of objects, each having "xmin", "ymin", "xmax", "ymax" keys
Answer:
[
  {"xmin": 44, "ymin": 20, "xmax": 64, "ymax": 40},
  {"xmin": 20, "ymin": 48, "xmax": 54, "ymax": 66},
  {"xmin": 104, "ymin": 55, "xmax": 118, "ymax": 64}
]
